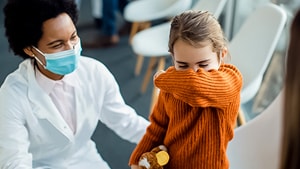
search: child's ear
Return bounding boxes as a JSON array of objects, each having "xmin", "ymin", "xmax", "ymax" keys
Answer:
[{"xmin": 221, "ymin": 47, "xmax": 228, "ymax": 59}]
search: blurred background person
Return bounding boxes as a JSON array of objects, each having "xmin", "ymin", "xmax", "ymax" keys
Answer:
[
  {"xmin": 279, "ymin": 8, "xmax": 300, "ymax": 169},
  {"xmin": 81, "ymin": 0, "xmax": 130, "ymax": 48}
]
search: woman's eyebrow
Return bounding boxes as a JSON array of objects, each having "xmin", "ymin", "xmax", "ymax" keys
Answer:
[
  {"xmin": 46, "ymin": 31, "xmax": 77, "ymax": 47},
  {"xmin": 71, "ymin": 31, "xmax": 77, "ymax": 37}
]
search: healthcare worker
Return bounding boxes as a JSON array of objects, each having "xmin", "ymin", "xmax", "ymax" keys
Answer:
[{"xmin": 0, "ymin": 0, "xmax": 149, "ymax": 168}]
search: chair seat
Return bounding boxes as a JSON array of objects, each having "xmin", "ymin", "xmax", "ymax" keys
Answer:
[
  {"xmin": 240, "ymin": 75, "xmax": 263, "ymax": 105},
  {"xmin": 132, "ymin": 22, "xmax": 171, "ymax": 57},
  {"xmin": 227, "ymin": 90, "xmax": 284, "ymax": 169}
]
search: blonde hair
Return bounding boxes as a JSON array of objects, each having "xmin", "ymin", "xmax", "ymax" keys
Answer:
[{"xmin": 168, "ymin": 10, "xmax": 228, "ymax": 59}]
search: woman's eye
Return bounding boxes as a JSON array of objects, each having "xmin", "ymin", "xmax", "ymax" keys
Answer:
[{"xmin": 52, "ymin": 44, "xmax": 63, "ymax": 49}]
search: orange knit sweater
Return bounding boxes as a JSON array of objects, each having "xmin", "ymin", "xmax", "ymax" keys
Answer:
[{"xmin": 129, "ymin": 64, "xmax": 242, "ymax": 169}]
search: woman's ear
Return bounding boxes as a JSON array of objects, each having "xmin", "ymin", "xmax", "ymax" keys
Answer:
[{"xmin": 23, "ymin": 47, "xmax": 35, "ymax": 58}]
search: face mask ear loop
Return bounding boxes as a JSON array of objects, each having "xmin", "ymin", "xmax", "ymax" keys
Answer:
[
  {"xmin": 34, "ymin": 56, "xmax": 47, "ymax": 69},
  {"xmin": 31, "ymin": 46, "xmax": 47, "ymax": 69}
]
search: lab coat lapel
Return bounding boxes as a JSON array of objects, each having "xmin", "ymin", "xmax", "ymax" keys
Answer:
[
  {"xmin": 26, "ymin": 61, "xmax": 74, "ymax": 140},
  {"xmin": 29, "ymin": 90, "xmax": 74, "ymax": 140},
  {"xmin": 70, "ymin": 73, "xmax": 85, "ymax": 135},
  {"xmin": 69, "ymin": 69, "xmax": 97, "ymax": 137}
]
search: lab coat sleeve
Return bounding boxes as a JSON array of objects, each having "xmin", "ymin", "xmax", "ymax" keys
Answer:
[
  {"xmin": 0, "ymin": 83, "xmax": 33, "ymax": 169},
  {"xmin": 0, "ymin": 81, "xmax": 60, "ymax": 169},
  {"xmin": 97, "ymin": 66, "xmax": 149, "ymax": 144}
]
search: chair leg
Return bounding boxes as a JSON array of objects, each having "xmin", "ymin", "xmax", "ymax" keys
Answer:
[
  {"xmin": 237, "ymin": 107, "xmax": 247, "ymax": 126},
  {"xmin": 140, "ymin": 22, "xmax": 151, "ymax": 29},
  {"xmin": 129, "ymin": 21, "xmax": 151, "ymax": 44},
  {"xmin": 130, "ymin": 22, "xmax": 151, "ymax": 75},
  {"xmin": 150, "ymin": 87, "xmax": 159, "ymax": 113},
  {"xmin": 149, "ymin": 57, "xmax": 166, "ymax": 113},
  {"xmin": 140, "ymin": 57, "xmax": 158, "ymax": 93},
  {"xmin": 135, "ymin": 54, "xmax": 144, "ymax": 76},
  {"xmin": 156, "ymin": 57, "xmax": 166, "ymax": 75},
  {"xmin": 129, "ymin": 22, "xmax": 139, "ymax": 44}
]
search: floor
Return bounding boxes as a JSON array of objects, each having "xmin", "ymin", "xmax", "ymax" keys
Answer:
[{"xmin": 0, "ymin": 1, "xmax": 286, "ymax": 169}]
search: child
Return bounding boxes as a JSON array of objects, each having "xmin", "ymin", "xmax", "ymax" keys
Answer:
[{"xmin": 129, "ymin": 10, "xmax": 243, "ymax": 169}]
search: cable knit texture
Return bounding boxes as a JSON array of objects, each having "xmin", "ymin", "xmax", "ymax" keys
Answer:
[{"xmin": 129, "ymin": 64, "xmax": 242, "ymax": 169}]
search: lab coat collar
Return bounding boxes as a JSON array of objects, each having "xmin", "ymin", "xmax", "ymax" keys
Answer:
[{"xmin": 35, "ymin": 64, "xmax": 79, "ymax": 95}]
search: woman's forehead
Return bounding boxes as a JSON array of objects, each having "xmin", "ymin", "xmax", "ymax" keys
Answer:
[{"xmin": 41, "ymin": 13, "xmax": 75, "ymax": 41}]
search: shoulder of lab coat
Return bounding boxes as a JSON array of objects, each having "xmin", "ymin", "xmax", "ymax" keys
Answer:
[
  {"xmin": 76, "ymin": 56, "xmax": 150, "ymax": 142},
  {"xmin": 0, "ymin": 59, "xmax": 35, "ymax": 168}
]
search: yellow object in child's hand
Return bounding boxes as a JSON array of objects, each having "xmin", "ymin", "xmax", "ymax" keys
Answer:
[
  {"xmin": 156, "ymin": 151, "xmax": 169, "ymax": 166},
  {"xmin": 138, "ymin": 145, "xmax": 169, "ymax": 169}
]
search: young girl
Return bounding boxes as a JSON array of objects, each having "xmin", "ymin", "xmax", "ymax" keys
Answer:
[{"xmin": 129, "ymin": 10, "xmax": 243, "ymax": 169}]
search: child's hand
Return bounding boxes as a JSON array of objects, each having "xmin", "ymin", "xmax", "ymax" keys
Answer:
[
  {"xmin": 131, "ymin": 164, "xmax": 139, "ymax": 169},
  {"xmin": 153, "ymin": 70, "xmax": 165, "ymax": 81},
  {"xmin": 153, "ymin": 70, "xmax": 166, "ymax": 88}
]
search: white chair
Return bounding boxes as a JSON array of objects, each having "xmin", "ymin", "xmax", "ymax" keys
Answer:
[
  {"xmin": 226, "ymin": 89, "xmax": 284, "ymax": 169},
  {"xmin": 124, "ymin": 0, "xmax": 193, "ymax": 43},
  {"xmin": 229, "ymin": 3, "xmax": 287, "ymax": 107},
  {"xmin": 228, "ymin": 3, "xmax": 287, "ymax": 125}
]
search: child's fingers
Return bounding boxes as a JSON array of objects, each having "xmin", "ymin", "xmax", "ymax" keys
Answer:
[{"xmin": 153, "ymin": 70, "xmax": 166, "ymax": 80}]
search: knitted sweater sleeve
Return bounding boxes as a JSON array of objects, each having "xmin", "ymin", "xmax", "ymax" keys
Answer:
[
  {"xmin": 129, "ymin": 92, "xmax": 168, "ymax": 166},
  {"xmin": 154, "ymin": 64, "xmax": 243, "ymax": 108}
]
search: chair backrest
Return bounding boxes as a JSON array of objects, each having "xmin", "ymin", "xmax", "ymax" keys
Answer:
[
  {"xmin": 229, "ymin": 3, "xmax": 287, "ymax": 104},
  {"xmin": 192, "ymin": 0, "xmax": 228, "ymax": 18},
  {"xmin": 124, "ymin": 0, "xmax": 193, "ymax": 22},
  {"xmin": 226, "ymin": 89, "xmax": 284, "ymax": 169}
]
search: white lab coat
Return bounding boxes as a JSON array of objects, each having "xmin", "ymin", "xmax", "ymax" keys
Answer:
[{"xmin": 0, "ymin": 56, "xmax": 149, "ymax": 169}]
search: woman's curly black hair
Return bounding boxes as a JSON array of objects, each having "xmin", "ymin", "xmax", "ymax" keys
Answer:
[{"xmin": 3, "ymin": 0, "xmax": 78, "ymax": 59}]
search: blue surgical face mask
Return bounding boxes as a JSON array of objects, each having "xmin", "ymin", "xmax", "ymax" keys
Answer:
[{"xmin": 32, "ymin": 41, "xmax": 82, "ymax": 75}]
